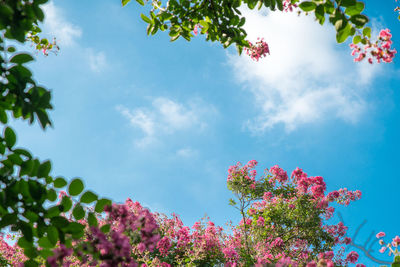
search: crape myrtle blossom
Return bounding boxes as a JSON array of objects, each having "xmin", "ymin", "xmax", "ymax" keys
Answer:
[
  {"xmin": 1, "ymin": 161, "xmax": 365, "ymax": 266},
  {"xmin": 350, "ymin": 29, "xmax": 397, "ymax": 63},
  {"xmin": 226, "ymin": 160, "xmax": 363, "ymax": 266},
  {"xmin": 376, "ymin": 232, "xmax": 400, "ymax": 262}
]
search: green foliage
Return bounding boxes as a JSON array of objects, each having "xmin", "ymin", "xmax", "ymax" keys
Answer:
[
  {"xmin": 0, "ymin": 1, "xmax": 112, "ymax": 265},
  {"xmin": 122, "ymin": 0, "xmax": 372, "ymax": 52}
]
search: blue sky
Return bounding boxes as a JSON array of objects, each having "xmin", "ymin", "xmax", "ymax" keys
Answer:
[{"xmin": 11, "ymin": 0, "xmax": 400, "ymax": 265}]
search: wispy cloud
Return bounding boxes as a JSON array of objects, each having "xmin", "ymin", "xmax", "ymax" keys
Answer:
[
  {"xmin": 117, "ymin": 98, "xmax": 216, "ymax": 147},
  {"xmin": 42, "ymin": 2, "xmax": 109, "ymax": 74},
  {"xmin": 42, "ymin": 2, "xmax": 82, "ymax": 47},
  {"xmin": 176, "ymin": 147, "xmax": 198, "ymax": 158},
  {"xmin": 87, "ymin": 49, "xmax": 107, "ymax": 73},
  {"xmin": 228, "ymin": 9, "xmax": 382, "ymax": 132}
]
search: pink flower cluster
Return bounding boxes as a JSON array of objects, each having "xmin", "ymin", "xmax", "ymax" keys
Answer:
[
  {"xmin": 376, "ymin": 231, "xmax": 400, "ymax": 257},
  {"xmin": 283, "ymin": 0, "xmax": 298, "ymax": 12},
  {"xmin": 269, "ymin": 165, "xmax": 288, "ymax": 183},
  {"xmin": 227, "ymin": 160, "xmax": 258, "ymax": 190},
  {"xmin": 0, "ymin": 162, "xmax": 367, "ymax": 266},
  {"xmin": 107, "ymin": 199, "xmax": 161, "ymax": 253},
  {"xmin": 327, "ymin": 188, "xmax": 362, "ymax": 206},
  {"xmin": 244, "ymin": 38, "xmax": 270, "ymax": 61},
  {"xmin": 350, "ymin": 29, "xmax": 397, "ymax": 63},
  {"xmin": 47, "ymin": 244, "xmax": 74, "ymax": 267}
]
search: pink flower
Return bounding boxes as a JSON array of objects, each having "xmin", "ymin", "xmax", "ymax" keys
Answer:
[
  {"xmin": 346, "ymin": 251, "xmax": 359, "ymax": 264},
  {"xmin": 392, "ymin": 235, "xmax": 400, "ymax": 247},
  {"xmin": 257, "ymin": 216, "xmax": 265, "ymax": 227},
  {"xmin": 376, "ymin": 232, "xmax": 386, "ymax": 238}
]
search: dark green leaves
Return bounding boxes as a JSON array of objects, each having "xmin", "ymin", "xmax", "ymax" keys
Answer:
[
  {"xmin": 122, "ymin": 0, "xmax": 131, "ymax": 6},
  {"xmin": 88, "ymin": 212, "xmax": 98, "ymax": 227},
  {"xmin": 4, "ymin": 127, "xmax": 16, "ymax": 148},
  {"xmin": 10, "ymin": 53, "xmax": 34, "ymax": 64},
  {"xmin": 340, "ymin": 0, "xmax": 356, "ymax": 7},
  {"xmin": 80, "ymin": 191, "xmax": 98, "ymax": 203},
  {"xmin": 336, "ymin": 23, "xmax": 352, "ymax": 43},
  {"xmin": 72, "ymin": 204, "xmax": 85, "ymax": 220},
  {"xmin": 37, "ymin": 160, "xmax": 51, "ymax": 178},
  {"xmin": 68, "ymin": 178, "xmax": 84, "ymax": 196},
  {"xmin": 60, "ymin": 196, "xmax": 72, "ymax": 212},
  {"xmin": 299, "ymin": 2, "xmax": 316, "ymax": 12},
  {"xmin": 95, "ymin": 198, "xmax": 112, "ymax": 213},
  {"xmin": 350, "ymin": 14, "xmax": 368, "ymax": 27},
  {"xmin": 345, "ymin": 2, "xmax": 364, "ymax": 16},
  {"xmin": 53, "ymin": 177, "xmax": 67, "ymax": 188},
  {"xmin": 315, "ymin": 5, "xmax": 325, "ymax": 25}
]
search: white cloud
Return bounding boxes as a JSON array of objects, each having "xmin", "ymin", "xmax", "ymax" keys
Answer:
[
  {"xmin": 87, "ymin": 49, "xmax": 107, "ymax": 73},
  {"xmin": 228, "ymin": 9, "xmax": 382, "ymax": 132},
  {"xmin": 42, "ymin": 2, "xmax": 82, "ymax": 47},
  {"xmin": 176, "ymin": 147, "xmax": 198, "ymax": 158},
  {"xmin": 117, "ymin": 98, "xmax": 215, "ymax": 147}
]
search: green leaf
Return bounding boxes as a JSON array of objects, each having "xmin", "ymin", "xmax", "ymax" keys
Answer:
[
  {"xmin": 100, "ymin": 224, "xmax": 111, "ymax": 233},
  {"xmin": 276, "ymin": 0, "xmax": 283, "ymax": 11},
  {"xmin": 60, "ymin": 196, "xmax": 72, "ymax": 212},
  {"xmin": 47, "ymin": 226, "xmax": 59, "ymax": 245},
  {"xmin": 345, "ymin": 2, "xmax": 365, "ymax": 16},
  {"xmin": 23, "ymin": 247, "xmax": 39, "ymax": 259},
  {"xmin": 72, "ymin": 204, "xmax": 85, "ymax": 220},
  {"xmin": 53, "ymin": 177, "xmax": 67, "ymax": 188},
  {"xmin": 299, "ymin": 1, "xmax": 316, "ymax": 11},
  {"xmin": 140, "ymin": 13, "xmax": 152, "ymax": 23},
  {"xmin": 45, "ymin": 206, "xmax": 62, "ymax": 218},
  {"xmin": 24, "ymin": 211, "xmax": 39, "ymax": 222},
  {"xmin": 37, "ymin": 160, "xmax": 51, "ymax": 178},
  {"xmin": 4, "ymin": 127, "xmax": 16, "ymax": 148},
  {"xmin": 335, "ymin": 19, "xmax": 347, "ymax": 32},
  {"xmin": 0, "ymin": 109, "xmax": 7, "ymax": 123},
  {"xmin": 350, "ymin": 14, "xmax": 368, "ymax": 27},
  {"xmin": 336, "ymin": 24, "xmax": 352, "ymax": 43},
  {"xmin": 7, "ymin": 46, "xmax": 17, "ymax": 53},
  {"xmin": 315, "ymin": 5, "xmax": 325, "ymax": 25},
  {"xmin": 362, "ymin": 27, "xmax": 371, "ymax": 38},
  {"xmin": 80, "ymin": 191, "xmax": 98, "ymax": 204},
  {"xmin": 65, "ymin": 222, "xmax": 85, "ymax": 234},
  {"xmin": 95, "ymin": 198, "xmax": 112, "ymax": 213},
  {"xmin": 38, "ymin": 237, "xmax": 53, "ymax": 248},
  {"xmin": 352, "ymin": 35, "xmax": 362, "ymax": 44},
  {"xmin": 10, "ymin": 53, "xmax": 34, "ymax": 64},
  {"xmin": 340, "ymin": 0, "xmax": 356, "ymax": 7},
  {"xmin": 46, "ymin": 189, "xmax": 57, "ymax": 202},
  {"xmin": 122, "ymin": 0, "xmax": 131, "ymax": 5},
  {"xmin": 0, "ymin": 213, "xmax": 18, "ymax": 228},
  {"xmin": 68, "ymin": 178, "xmax": 84, "ymax": 196},
  {"xmin": 19, "ymin": 221, "xmax": 33, "ymax": 242},
  {"xmin": 39, "ymin": 249, "xmax": 53, "ymax": 259},
  {"xmin": 88, "ymin": 212, "xmax": 98, "ymax": 227},
  {"xmin": 14, "ymin": 148, "xmax": 32, "ymax": 158},
  {"xmin": 135, "ymin": 0, "xmax": 145, "ymax": 5},
  {"xmin": 17, "ymin": 237, "xmax": 33, "ymax": 249},
  {"xmin": 50, "ymin": 216, "xmax": 69, "ymax": 228},
  {"xmin": 248, "ymin": 0, "xmax": 257, "ymax": 9},
  {"xmin": 20, "ymin": 160, "xmax": 34, "ymax": 176}
]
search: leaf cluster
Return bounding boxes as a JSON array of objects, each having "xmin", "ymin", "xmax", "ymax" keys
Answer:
[{"xmin": 122, "ymin": 0, "xmax": 372, "ymax": 54}]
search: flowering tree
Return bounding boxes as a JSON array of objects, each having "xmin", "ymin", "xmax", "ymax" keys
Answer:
[
  {"xmin": 0, "ymin": 0, "xmax": 397, "ymax": 266},
  {"xmin": 0, "ymin": 161, "xmax": 367, "ymax": 266}
]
